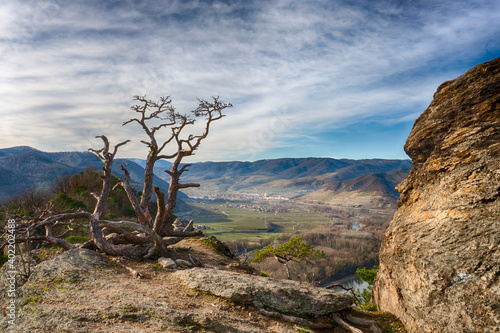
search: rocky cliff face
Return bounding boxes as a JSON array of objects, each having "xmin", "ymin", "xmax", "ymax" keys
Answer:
[{"xmin": 373, "ymin": 57, "xmax": 500, "ymax": 333}]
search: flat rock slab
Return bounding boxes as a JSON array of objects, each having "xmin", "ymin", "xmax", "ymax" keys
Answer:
[{"xmin": 172, "ymin": 267, "xmax": 354, "ymax": 317}]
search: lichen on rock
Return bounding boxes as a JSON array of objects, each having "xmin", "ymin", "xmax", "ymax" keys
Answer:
[
  {"xmin": 172, "ymin": 267, "xmax": 354, "ymax": 317},
  {"xmin": 373, "ymin": 57, "xmax": 500, "ymax": 333}
]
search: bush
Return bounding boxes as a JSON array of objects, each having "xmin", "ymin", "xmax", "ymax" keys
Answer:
[{"xmin": 252, "ymin": 237, "xmax": 325, "ymax": 280}]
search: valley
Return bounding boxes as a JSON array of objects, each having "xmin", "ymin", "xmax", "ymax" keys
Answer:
[{"xmin": 0, "ymin": 147, "xmax": 410, "ymax": 282}]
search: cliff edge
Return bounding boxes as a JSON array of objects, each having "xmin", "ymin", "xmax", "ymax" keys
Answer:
[{"xmin": 373, "ymin": 57, "xmax": 500, "ymax": 333}]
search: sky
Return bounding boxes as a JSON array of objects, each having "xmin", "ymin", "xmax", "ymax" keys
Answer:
[{"xmin": 1, "ymin": 0, "xmax": 499, "ymax": 162}]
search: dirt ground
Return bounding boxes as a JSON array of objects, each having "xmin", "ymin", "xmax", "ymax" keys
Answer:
[{"xmin": 1, "ymin": 238, "xmax": 406, "ymax": 333}]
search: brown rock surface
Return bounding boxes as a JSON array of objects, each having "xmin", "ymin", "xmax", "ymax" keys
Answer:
[
  {"xmin": 373, "ymin": 57, "xmax": 500, "ymax": 333},
  {"xmin": 172, "ymin": 267, "xmax": 354, "ymax": 317}
]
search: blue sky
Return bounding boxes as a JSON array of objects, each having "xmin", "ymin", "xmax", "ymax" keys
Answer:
[{"xmin": 1, "ymin": 0, "xmax": 499, "ymax": 162}]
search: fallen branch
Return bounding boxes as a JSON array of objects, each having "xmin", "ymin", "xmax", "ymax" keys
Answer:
[
  {"xmin": 258, "ymin": 309, "xmax": 332, "ymax": 330},
  {"xmin": 45, "ymin": 222, "xmax": 76, "ymax": 250}
]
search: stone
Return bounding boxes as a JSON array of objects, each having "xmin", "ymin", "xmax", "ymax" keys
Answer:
[
  {"xmin": 172, "ymin": 217, "xmax": 190, "ymax": 231},
  {"xmin": 26, "ymin": 248, "xmax": 109, "ymax": 283},
  {"xmin": 175, "ymin": 259, "xmax": 192, "ymax": 268},
  {"xmin": 373, "ymin": 57, "xmax": 500, "ymax": 333},
  {"xmin": 172, "ymin": 267, "xmax": 354, "ymax": 317},
  {"xmin": 158, "ymin": 257, "xmax": 177, "ymax": 269}
]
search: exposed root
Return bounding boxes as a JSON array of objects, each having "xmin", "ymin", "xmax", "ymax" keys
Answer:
[
  {"xmin": 258, "ymin": 309, "xmax": 333, "ymax": 330},
  {"xmin": 331, "ymin": 314, "xmax": 364, "ymax": 333},
  {"xmin": 345, "ymin": 315, "xmax": 383, "ymax": 333}
]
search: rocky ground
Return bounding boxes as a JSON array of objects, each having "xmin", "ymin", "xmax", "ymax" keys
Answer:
[{"xmin": 0, "ymin": 237, "xmax": 406, "ymax": 333}]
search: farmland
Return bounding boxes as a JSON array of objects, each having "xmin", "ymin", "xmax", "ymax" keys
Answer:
[{"xmin": 186, "ymin": 201, "xmax": 331, "ymax": 241}]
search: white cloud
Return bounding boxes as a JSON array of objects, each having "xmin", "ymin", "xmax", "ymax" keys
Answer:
[{"xmin": 1, "ymin": 0, "xmax": 499, "ymax": 161}]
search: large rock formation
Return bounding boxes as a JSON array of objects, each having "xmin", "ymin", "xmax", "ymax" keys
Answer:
[
  {"xmin": 172, "ymin": 267, "xmax": 354, "ymax": 317},
  {"xmin": 373, "ymin": 57, "xmax": 500, "ymax": 333}
]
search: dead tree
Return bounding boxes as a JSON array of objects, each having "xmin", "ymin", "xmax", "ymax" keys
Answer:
[
  {"xmin": 5, "ymin": 96, "xmax": 231, "ymax": 259},
  {"xmin": 119, "ymin": 95, "xmax": 232, "ymax": 236}
]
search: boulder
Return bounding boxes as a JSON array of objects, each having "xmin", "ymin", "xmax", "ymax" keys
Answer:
[
  {"xmin": 158, "ymin": 257, "xmax": 177, "ymax": 269},
  {"xmin": 172, "ymin": 267, "xmax": 354, "ymax": 317},
  {"xmin": 175, "ymin": 259, "xmax": 192, "ymax": 268},
  {"xmin": 26, "ymin": 248, "xmax": 109, "ymax": 283},
  {"xmin": 373, "ymin": 57, "xmax": 500, "ymax": 333}
]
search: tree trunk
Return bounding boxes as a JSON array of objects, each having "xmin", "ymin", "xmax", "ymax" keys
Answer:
[
  {"xmin": 117, "ymin": 166, "xmax": 151, "ymax": 227},
  {"xmin": 140, "ymin": 150, "xmax": 156, "ymax": 223},
  {"xmin": 154, "ymin": 153, "xmax": 183, "ymax": 235}
]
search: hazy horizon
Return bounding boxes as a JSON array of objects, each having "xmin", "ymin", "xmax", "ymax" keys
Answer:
[
  {"xmin": 0, "ymin": 144, "xmax": 412, "ymax": 163},
  {"xmin": 1, "ymin": 0, "xmax": 499, "ymax": 162}
]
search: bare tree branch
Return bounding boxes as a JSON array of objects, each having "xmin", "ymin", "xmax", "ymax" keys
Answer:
[
  {"xmin": 114, "ymin": 165, "xmax": 152, "ymax": 227},
  {"xmin": 26, "ymin": 212, "xmax": 92, "ymax": 234},
  {"xmin": 331, "ymin": 314, "xmax": 364, "ymax": 333},
  {"xmin": 178, "ymin": 164, "xmax": 192, "ymax": 176},
  {"xmin": 45, "ymin": 222, "xmax": 76, "ymax": 250}
]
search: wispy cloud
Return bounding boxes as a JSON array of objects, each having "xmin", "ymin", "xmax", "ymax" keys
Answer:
[{"xmin": 1, "ymin": 0, "xmax": 499, "ymax": 161}]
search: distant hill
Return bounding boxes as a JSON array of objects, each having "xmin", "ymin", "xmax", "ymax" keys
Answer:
[
  {"xmin": 0, "ymin": 146, "xmax": 411, "ymax": 211},
  {"xmin": 127, "ymin": 158, "xmax": 173, "ymax": 180},
  {"xmin": 0, "ymin": 147, "xmax": 188, "ymax": 210},
  {"xmin": 0, "ymin": 149, "xmax": 82, "ymax": 201},
  {"xmin": 170, "ymin": 158, "xmax": 411, "ymax": 198},
  {"xmin": 296, "ymin": 169, "xmax": 409, "ymax": 209}
]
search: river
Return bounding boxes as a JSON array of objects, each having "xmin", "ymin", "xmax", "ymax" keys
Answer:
[
  {"xmin": 323, "ymin": 275, "xmax": 369, "ymax": 294},
  {"xmin": 351, "ymin": 218, "xmax": 361, "ymax": 231}
]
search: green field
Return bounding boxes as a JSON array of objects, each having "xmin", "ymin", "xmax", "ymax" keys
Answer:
[{"xmin": 187, "ymin": 202, "xmax": 331, "ymax": 241}]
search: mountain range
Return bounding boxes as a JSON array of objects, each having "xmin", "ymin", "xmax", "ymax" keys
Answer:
[
  {"xmin": 167, "ymin": 158, "xmax": 411, "ymax": 207},
  {"xmin": 0, "ymin": 146, "xmax": 182, "ymax": 202},
  {"xmin": 0, "ymin": 146, "xmax": 411, "ymax": 210}
]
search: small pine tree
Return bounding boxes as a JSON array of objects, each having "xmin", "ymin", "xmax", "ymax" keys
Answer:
[
  {"xmin": 252, "ymin": 236, "xmax": 325, "ymax": 280},
  {"xmin": 353, "ymin": 265, "xmax": 379, "ymax": 310}
]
